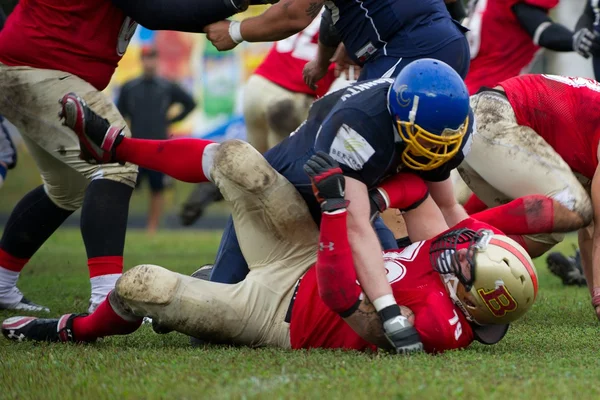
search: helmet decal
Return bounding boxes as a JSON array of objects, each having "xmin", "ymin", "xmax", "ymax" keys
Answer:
[{"xmin": 477, "ymin": 283, "xmax": 518, "ymax": 317}]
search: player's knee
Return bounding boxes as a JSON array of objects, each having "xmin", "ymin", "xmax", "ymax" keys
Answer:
[
  {"xmin": 266, "ymin": 98, "xmax": 302, "ymax": 139},
  {"xmin": 213, "ymin": 139, "xmax": 276, "ymax": 193},
  {"xmin": 553, "ymin": 189, "xmax": 593, "ymax": 228},
  {"xmin": 90, "ymin": 164, "xmax": 138, "ymax": 189},
  {"xmin": 116, "ymin": 264, "xmax": 180, "ymax": 306}
]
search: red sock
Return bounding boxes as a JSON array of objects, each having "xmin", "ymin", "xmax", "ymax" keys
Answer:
[
  {"xmin": 116, "ymin": 138, "xmax": 215, "ymax": 183},
  {"xmin": 0, "ymin": 248, "xmax": 29, "ymax": 272},
  {"xmin": 316, "ymin": 210, "xmax": 361, "ymax": 314},
  {"xmin": 88, "ymin": 256, "xmax": 123, "ymax": 278},
  {"xmin": 72, "ymin": 294, "xmax": 142, "ymax": 342},
  {"xmin": 471, "ymin": 195, "xmax": 554, "ymax": 235},
  {"xmin": 464, "ymin": 194, "xmax": 488, "ymax": 214}
]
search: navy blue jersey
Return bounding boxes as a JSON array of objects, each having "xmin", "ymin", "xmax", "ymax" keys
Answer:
[
  {"xmin": 325, "ymin": 0, "xmax": 466, "ymax": 65},
  {"xmin": 265, "ymin": 78, "xmax": 475, "ymax": 223}
]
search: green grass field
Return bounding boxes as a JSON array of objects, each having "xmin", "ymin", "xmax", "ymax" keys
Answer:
[{"xmin": 0, "ymin": 228, "xmax": 598, "ymax": 400}]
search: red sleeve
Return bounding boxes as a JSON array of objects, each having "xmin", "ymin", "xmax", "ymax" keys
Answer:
[
  {"xmin": 376, "ymin": 172, "xmax": 429, "ymax": 211},
  {"xmin": 413, "ymin": 291, "xmax": 474, "ymax": 353},
  {"xmin": 315, "ymin": 210, "xmax": 362, "ymax": 314}
]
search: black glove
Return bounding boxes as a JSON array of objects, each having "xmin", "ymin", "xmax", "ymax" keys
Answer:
[
  {"xmin": 303, "ymin": 151, "xmax": 350, "ymax": 212},
  {"xmin": 379, "ymin": 304, "xmax": 424, "ymax": 354},
  {"xmin": 368, "ymin": 188, "xmax": 388, "ymax": 222},
  {"xmin": 573, "ymin": 28, "xmax": 600, "ymax": 58}
]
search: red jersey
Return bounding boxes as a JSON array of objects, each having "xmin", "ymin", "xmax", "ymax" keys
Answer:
[
  {"xmin": 254, "ymin": 15, "xmax": 336, "ymax": 98},
  {"xmin": 499, "ymin": 74, "xmax": 600, "ymax": 179},
  {"xmin": 464, "ymin": 0, "xmax": 558, "ymax": 95},
  {"xmin": 289, "ymin": 219, "xmax": 504, "ymax": 353},
  {"xmin": 0, "ymin": 0, "xmax": 136, "ymax": 91}
]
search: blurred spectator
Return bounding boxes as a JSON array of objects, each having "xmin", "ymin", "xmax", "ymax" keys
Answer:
[{"xmin": 117, "ymin": 46, "xmax": 196, "ymax": 234}]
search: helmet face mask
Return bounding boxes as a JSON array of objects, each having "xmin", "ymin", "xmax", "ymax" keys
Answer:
[
  {"xmin": 396, "ymin": 115, "xmax": 468, "ymax": 171},
  {"xmin": 431, "ymin": 229, "xmax": 538, "ymax": 326},
  {"xmin": 387, "ymin": 58, "xmax": 471, "ymax": 172}
]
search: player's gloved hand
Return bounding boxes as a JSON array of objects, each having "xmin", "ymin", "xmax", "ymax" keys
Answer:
[
  {"xmin": 573, "ymin": 28, "xmax": 600, "ymax": 58},
  {"xmin": 379, "ymin": 304, "xmax": 424, "ymax": 354},
  {"xmin": 303, "ymin": 151, "xmax": 350, "ymax": 212}
]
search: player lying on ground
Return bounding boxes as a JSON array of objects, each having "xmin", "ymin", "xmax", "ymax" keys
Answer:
[
  {"xmin": 1, "ymin": 143, "xmax": 538, "ymax": 354},
  {"xmin": 51, "ymin": 59, "xmax": 474, "ymax": 352},
  {"xmin": 454, "ymin": 74, "xmax": 600, "ymax": 319}
]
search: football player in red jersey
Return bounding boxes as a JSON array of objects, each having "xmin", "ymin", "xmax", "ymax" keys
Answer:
[
  {"xmin": 455, "ymin": 74, "xmax": 600, "ymax": 319},
  {"xmin": 1, "ymin": 144, "xmax": 537, "ymax": 353},
  {"xmin": 463, "ymin": 0, "xmax": 600, "ymax": 95},
  {"xmin": 0, "ymin": 0, "xmax": 275, "ymax": 313}
]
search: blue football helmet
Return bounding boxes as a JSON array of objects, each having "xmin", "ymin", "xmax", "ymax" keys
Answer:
[{"xmin": 388, "ymin": 58, "xmax": 470, "ymax": 171}]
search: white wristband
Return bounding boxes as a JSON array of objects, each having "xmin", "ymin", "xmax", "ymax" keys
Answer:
[
  {"xmin": 373, "ymin": 294, "xmax": 397, "ymax": 312},
  {"xmin": 228, "ymin": 21, "xmax": 244, "ymax": 44}
]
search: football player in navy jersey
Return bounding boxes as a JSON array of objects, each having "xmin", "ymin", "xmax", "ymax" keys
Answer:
[
  {"xmin": 204, "ymin": 1, "xmax": 470, "ymax": 81},
  {"xmin": 57, "ymin": 58, "xmax": 473, "ymax": 353}
]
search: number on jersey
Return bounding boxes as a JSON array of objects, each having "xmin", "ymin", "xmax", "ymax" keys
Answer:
[
  {"xmin": 448, "ymin": 310, "xmax": 463, "ymax": 341},
  {"xmin": 275, "ymin": 13, "xmax": 321, "ymax": 61}
]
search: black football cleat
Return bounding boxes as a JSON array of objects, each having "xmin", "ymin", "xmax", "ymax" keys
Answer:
[
  {"xmin": 59, "ymin": 93, "xmax": 125, "ymax": 164},
  {"xmin": 2, "ymin": 314, "xmax": 84, "ymax": 343},
  {"xmin": 546, "ymin": 250, "xmax": 587, "ymax": 287},
  {"xmin": 0, "ymin": 295, "xmax": 50, "ymax": 313},
  {"xmin": 179, "ymin": 183, "xmax": 224, "ymax": 226}
]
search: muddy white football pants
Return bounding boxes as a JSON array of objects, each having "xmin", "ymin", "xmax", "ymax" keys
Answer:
[
  {"xmin": 243, "ymin": 75, "xmax": 314, "ymax": 154},
  {"xmin": 114, "ymin": 140, "xmax": 319, "ymax": 347},
  {"xmin": 459, "ymin": 90, "xmax": 592, "ymax": 246},
  {"xmin": 0, "ymin": 63, "xmax": 137, "ymax": 210}
]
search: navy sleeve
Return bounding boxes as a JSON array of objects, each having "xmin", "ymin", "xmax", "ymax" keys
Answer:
[
  {"xmin": 414, "ymin": 107, "xmax": 475, "ymax": 182},
  {"xmin": 576, "ymin": 1, "xmax": 594, "ymax": 31},
  {"xmin": 110, "ymin": 0, "xmax": 237, "ymax": 32},
  {"xmin": 314, "ymin": 108, "xmax": 396, "ymax": 188}
]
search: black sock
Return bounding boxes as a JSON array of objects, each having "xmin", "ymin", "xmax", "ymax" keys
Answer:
[
  {"xmin": 81, "ymin": 180, "xmax": 133, "ymax": 258},
  {"xmin": 0, "ymin": 185, "xmax": 74, "ymax": 258}
]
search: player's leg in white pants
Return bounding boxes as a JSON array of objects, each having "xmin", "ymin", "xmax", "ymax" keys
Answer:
[
  {"xmin": 460, "ymin": 91, "xmax": 592, "ymax": 253},
  {"xmin": 243, "ymin": 74, "xmax": 312, "ymax": 153},
  {"xmin": 114, "ymin": 140, "xmax": 319, "ymax": 347}
]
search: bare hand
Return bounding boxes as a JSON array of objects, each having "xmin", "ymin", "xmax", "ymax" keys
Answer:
[
  {"xmin": 204, "ymin": 20, "xmax": 239, "ymax": 51},
  {"xmin": 331, "ymin": 43, "xmax": 361, "ymax": 79},
  {"xmin": 303, "ymin": 60, "xmax": 329, "ymax": 91}
]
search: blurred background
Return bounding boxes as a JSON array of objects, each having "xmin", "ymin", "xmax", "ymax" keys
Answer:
[{"xmin": 0, "ymin": 0, "xmax": 594, "ymax": 231}]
